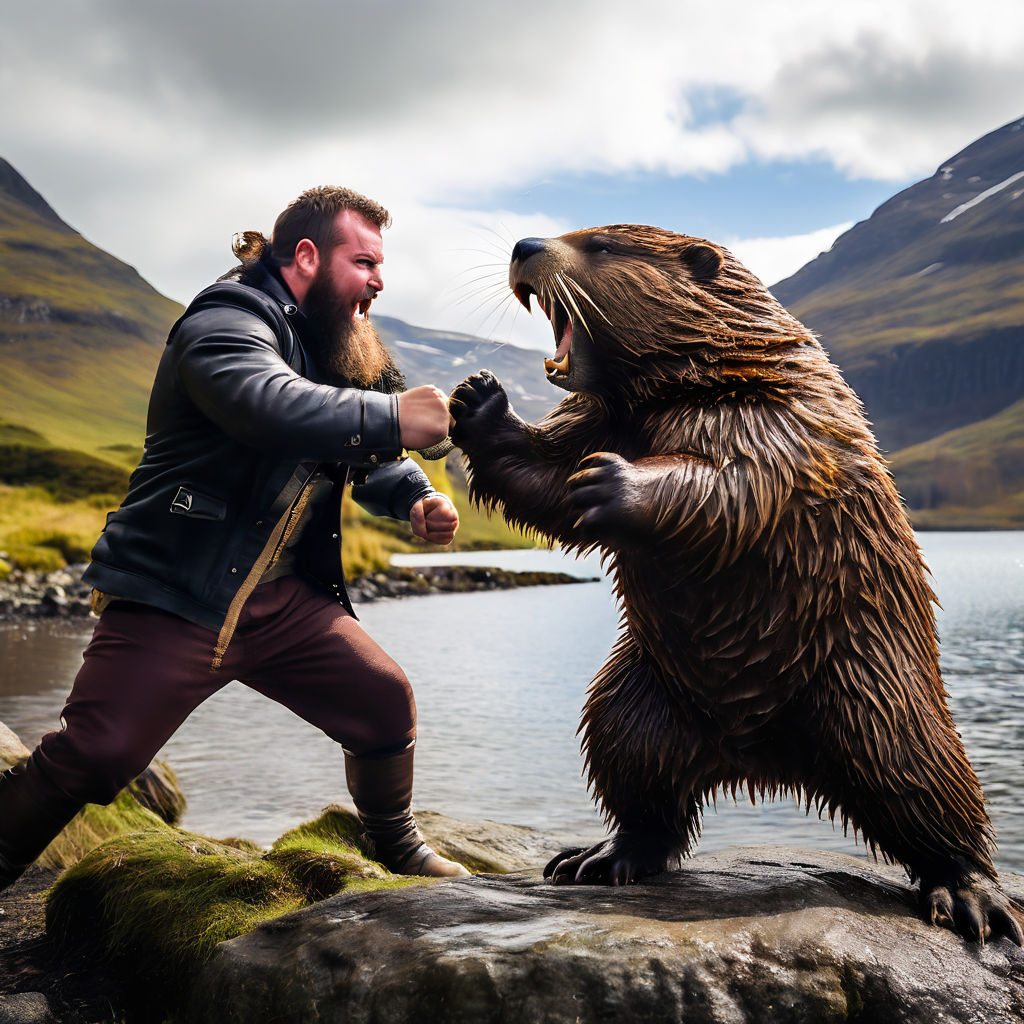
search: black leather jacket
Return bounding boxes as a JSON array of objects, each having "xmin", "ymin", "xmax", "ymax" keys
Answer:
[{"xmin": 84, "ymin": 265, "xmax": 434, "ymax": 661}]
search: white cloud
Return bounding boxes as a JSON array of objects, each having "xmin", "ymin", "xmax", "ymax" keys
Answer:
[
  {"xmin": 2, "ymin": 0, "xmax": 1024, "ymax": 342},
  {"xmin": 724, "ymin": 222, "xmax": 855, "ymax": 290}
]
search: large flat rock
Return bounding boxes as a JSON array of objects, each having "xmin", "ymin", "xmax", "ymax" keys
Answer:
[{"xmin": 190, "ymin": 846, "xmax": 1024, "ymax": 1023}]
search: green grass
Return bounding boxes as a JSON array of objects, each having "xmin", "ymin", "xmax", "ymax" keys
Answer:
[
  {"xmin": 0, "ymin": 484, "xmax": 111, "ymax": 571},
  {"xmin": 0, "ymin": 442, "xmax": 130, "ymax": 500},
  {"xmin": 0, "ymin": 330, "xmax": 163, "ymax": 455},
  {"xmin": 38, "ymin": 791, "xmax": 171, "ymax": 872},
  {"xmin": 339, "ymin": 451, "xmax": 534, "ymax": 575},
  {"xmin": 0, "ymin": 420, "xmax": 47, "ymax": 444},
  {"xmin": 0, "ymin": 445, "xmax": 532, "ymax": 575}
]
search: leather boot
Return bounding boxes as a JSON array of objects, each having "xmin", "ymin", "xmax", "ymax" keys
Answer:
[
  {"xmin": 0, "ymin": 756, "xmax": 83, "ymax": 891},
  {"xmin": 344, "ymin": 743, "xmax": 469, "ymax": 878}
]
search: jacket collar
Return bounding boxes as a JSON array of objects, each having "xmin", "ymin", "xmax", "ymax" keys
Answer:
[{"xmin": 247, "ymin": 258, "xmax": 326, "ymax": 379}]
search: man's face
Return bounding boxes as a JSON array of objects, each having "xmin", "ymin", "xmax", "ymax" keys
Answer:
[
  {"xmin": 302, "ymin": 209, "xmax": 392, "ymax": 386},
  {"xmin": 315, "ymin": 208, "xmax": 384, "ymax": 320}
]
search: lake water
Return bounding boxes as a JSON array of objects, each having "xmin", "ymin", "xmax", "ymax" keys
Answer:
[{"xmin": 1, "ymin": 533, "xmax": 1022, "ymax": 872}]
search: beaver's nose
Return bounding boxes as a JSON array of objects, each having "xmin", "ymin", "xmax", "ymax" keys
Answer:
[{"xmin": 510, "ymin": 237, "xmax": 547, "ymax": 264}]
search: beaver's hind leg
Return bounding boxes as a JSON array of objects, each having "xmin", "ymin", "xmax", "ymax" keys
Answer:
[
  {"xmin": 810, "ymin": 674, "xmax": 1023, "ymax": 944},
  {"xmin": 546, "ymin": 634, "xmax": 702, "ymax": 886}
]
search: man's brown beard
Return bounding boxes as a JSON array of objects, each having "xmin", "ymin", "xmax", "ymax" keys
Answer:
[{"xmin": 303, "ymin": 272, "xmax": 394, "ymax": 388}]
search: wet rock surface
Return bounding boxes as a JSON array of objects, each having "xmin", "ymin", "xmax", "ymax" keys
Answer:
[
  {"xmin": 191, "ymin": 847, "xmax": 1024, "ymax": 1024},
  {"xmin": 345, "ymin": 565, "xmax": 595, "ymax": 602},
  {"xmin": 0, "ymin": 564, "xmax": 93, "ymax": 620},
  {"xmin": 415, "ymin": 810, "xmax": 580, "ymax": 874},
  {"xmin": 0, "ymin": 563, "xmax": 593, "ymax": 621}
]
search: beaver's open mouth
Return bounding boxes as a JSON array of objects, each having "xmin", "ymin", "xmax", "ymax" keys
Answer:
[{"xmin": 513, "ymin": 283, "xmax": 572, "ymax": 380}]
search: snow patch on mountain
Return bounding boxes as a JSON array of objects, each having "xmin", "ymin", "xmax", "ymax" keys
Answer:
[
  {"xmin": 395, "ymin": 340, "xmax": 446, "ymax": 356},
  {"xmin": 940, "ymin": 172, "xmax": 1024, "ymax": 224}
]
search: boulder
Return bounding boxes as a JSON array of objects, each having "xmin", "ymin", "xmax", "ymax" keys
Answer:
[
  {"xmin": 0, "ymin": 993, "xmax": 56, "ymax": 1024},
  {"xmin": 126, "ymin": 760, "xmax": 186, "ymax": 826},
  {"xmin": 189, "ymin": 847, "xmax": 1024, "ymax": 1024},
  {"xmin": 0, "ymin": 722, "xmax": 30, "ymax": 768}
]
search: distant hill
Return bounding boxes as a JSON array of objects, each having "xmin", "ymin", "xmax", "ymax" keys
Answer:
[
  {"xmin": 772, "ymin": 116, "xmax": 1024, "ymax": 527},
  {"xmin": 0, "ymin": 158, "xmax": 182, "ymax": 456}
]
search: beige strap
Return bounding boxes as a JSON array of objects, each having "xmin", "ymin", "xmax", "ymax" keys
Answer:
[{"xmin": 210, "ymin": 482, "xmax": 315, "ymax": 670}]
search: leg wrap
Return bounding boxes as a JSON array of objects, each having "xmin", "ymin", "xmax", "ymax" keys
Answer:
[
  {"xmin": 344, "ymin": 742, "xmax": 469, "ymax": 878},
  {"xmin": 0, "ymin": 755, "xmax": 82, "ymax": 890}
]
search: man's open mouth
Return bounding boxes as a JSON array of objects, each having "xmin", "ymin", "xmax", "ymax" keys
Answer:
[
  {"xmin": 513, "ymin": 283, "xmax": 571, "ymax": 381},
  {"xmin": 354, "ymin": 297, "xmax": 374, "ymax": 320}
]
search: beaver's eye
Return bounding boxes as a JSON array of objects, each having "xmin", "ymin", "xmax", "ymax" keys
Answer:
[{"xmin": 584, "ymin": 236, "xmax": 614, "ymax": 255}]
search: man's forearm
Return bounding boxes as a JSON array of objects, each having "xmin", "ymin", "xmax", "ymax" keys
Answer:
[{"xmin": 351, "ymin": 458, "xmax": 434, "ymax": 520}]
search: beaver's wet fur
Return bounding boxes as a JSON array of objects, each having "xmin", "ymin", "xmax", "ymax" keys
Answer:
[{"xmin": 449, "ymin": 224, "xmax": 1022, "ymax": 944}]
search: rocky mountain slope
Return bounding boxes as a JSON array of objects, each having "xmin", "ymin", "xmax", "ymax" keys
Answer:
[{"xmin": 772, "ymin": 115, "xmax": 1024, "ymax": 527}]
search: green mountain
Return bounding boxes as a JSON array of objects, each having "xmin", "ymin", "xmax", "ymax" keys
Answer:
[
  {"xmin": 0, "ymin": 158, "xmax": 181, "ymax": 457},
  {"xmin": 772, "ymin": 116, "xmax": 1024, "ymax": 527}
]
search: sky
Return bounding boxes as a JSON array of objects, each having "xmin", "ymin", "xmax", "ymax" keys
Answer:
[{"xmin": 3, "ymin": 0, "xmax": 1024, "ymax": 351}]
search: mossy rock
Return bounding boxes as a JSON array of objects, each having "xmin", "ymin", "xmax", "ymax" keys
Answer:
[
  {"xmin": 37, "ymin": 790, "xmax": 168, "ymax": 871},
  {"xmin": 45, "ymin": 806, "xmax": 439, "ymax": 1020},
  {"xmin": 127, "ymin": 759, "xmax": 186, "ymax": 825}
]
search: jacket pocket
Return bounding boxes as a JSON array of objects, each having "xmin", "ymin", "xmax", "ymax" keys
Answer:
[{"xmin": 168, "ymin": 484, "xmax": 227, "ymax": 521}]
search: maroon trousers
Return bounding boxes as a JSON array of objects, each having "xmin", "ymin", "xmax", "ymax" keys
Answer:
[{"xmin": 32, "ymin": 576, "xmax": 416, "ymax": 806}]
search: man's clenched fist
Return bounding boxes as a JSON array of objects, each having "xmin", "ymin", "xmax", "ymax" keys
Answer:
[
  {"xmin": 410, "ymin": 493, "xmax": 459, "ymax": 545},
  {"xmin": 398, "ymin": 385, "xmax": 450, "ymax": 451}
]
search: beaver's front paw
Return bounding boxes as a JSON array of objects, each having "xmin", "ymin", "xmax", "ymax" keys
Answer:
[
  {"xmin": 568, "ymin": 452, "xmax": 646, "ymax": 540},
  {"xmin": 449, "ymin": 370, "xmax": 511, "ymax": 447},
  {"xmin": 544, "ymin": 828, "xmax": 678, "ymax": 886},
  {"xmin": 920, "ymin": 872, "xmax": 1023, "ymax": 944}
]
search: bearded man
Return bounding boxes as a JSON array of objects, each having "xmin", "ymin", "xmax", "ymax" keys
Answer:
[{"xmin": 0, "ymin": 186, "xmax": 469, "ymax": 887}]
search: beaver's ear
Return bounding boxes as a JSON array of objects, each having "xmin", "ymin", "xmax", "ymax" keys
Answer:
[{"xmin": 680, "ymin": 242, "xmax": 724, "ymax": 282}]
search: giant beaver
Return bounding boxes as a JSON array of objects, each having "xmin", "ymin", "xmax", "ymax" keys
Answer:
[{"xmin": 448, "ymin": 224, "xmax": 1022, "ymax": 944}]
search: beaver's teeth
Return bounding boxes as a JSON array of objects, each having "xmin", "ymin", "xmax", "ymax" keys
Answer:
[{"xmin": 544, "ymin": 353, "xmax": 570, "ymax": 376}]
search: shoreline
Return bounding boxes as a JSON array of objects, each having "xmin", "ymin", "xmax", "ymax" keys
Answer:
[{"xmin": 0, "ymin": 562, "xmax": 598, "ymax": 623}]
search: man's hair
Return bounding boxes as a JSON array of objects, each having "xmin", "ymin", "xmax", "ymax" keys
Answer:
[{"xmin": 269, "ymin": 186, "xmax": 391, "ymax": 265}]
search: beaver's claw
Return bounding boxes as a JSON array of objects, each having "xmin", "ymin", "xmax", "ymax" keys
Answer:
[
  {"xmin": 921, "ymin": 874, "xmax": 1023, "ymax": 945},
  {"xmin": 449, "ymin": 370, "xmax": 510, "ymax": 446},
  {"xmin": 544, "ymin": 830, "xmax": 677, "ymax": 887},
  {"xmin": 568, "ymin": 452, "xmax": 644, "ymax": 539}
]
